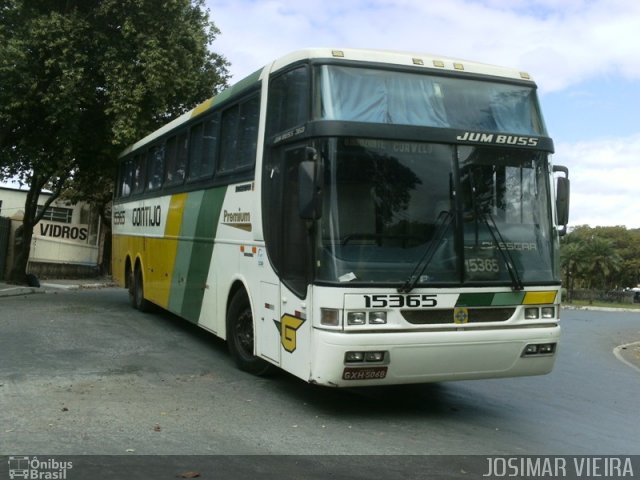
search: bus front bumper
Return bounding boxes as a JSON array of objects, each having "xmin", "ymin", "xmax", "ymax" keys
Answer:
[{"xmin": 308, "ymin": 325, "xmax": 560, "ymax": 387}]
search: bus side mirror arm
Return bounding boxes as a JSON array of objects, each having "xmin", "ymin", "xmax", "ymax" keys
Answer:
[
  {"xmin": 553, "ymin": 165, "xmax": 570, "ymax": 236},
  {"xmin": 298, "ymin": 157, "xmax": 322, "ymax": 220}
]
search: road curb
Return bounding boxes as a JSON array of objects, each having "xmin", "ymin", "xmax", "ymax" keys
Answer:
[
  {"xmin": 613, "ymin": 341, "xmax": 640, "ymax": 374},
  {"xmin": 0, "ymin": 285, "xmax": 44, "ymax": 297},
  {"xmin": 0, "ymin": 279, "xmax": 115, "ymax": 297}
]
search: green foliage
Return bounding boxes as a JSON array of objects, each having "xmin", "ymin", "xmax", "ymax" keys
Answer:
[
  {"xmin": 0, "ymin": 0, "xmax": 230, "ymax": 282},
  {"xmin": 560, "ymin": 226, "xmax": 640, "ymax": 299}
]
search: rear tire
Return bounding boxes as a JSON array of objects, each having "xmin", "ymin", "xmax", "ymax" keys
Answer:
[
  {"xmin": 130, "ymin": 266, "xmax": 152, "ymax": 312},
  {"xmin": 227, "ymin": 290, "xmax": 273, "ymax": 376}
]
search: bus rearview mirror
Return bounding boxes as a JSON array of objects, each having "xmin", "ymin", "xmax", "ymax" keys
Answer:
[{"xmin": 553, "ymin": 165, "xmax": 570, "ymax": 235}]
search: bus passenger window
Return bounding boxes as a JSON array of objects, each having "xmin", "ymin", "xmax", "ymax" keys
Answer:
[
  {"xmin": 165, "ymin": 131, "xmax": 189, "ymax": 185},
  {"xmin": 237, "ymin": 95, "xmax": 260, "ymax": 168},
  {"xmin": 201, "ymin": 116, "xmax": 219, "ymax": 177},
  {"xmin": 147, "ymin": 144, "xmax": 165, "ymax": 191},
  {"xmin": 219, "ymin": 105, "xmax": 240, "ymax": 173},
  {"xmin": 132, "ymin": 154, "xmax": 145, "ymax": 195},
  {"xmin": 188, "ymin": 123, "xmax": 205, "ymax": 180},
  {"xmin": 119, "ymin": 160, "xmax": 134, "ymax": 197}
]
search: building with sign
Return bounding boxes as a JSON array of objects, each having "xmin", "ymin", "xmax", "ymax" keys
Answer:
[{"xmin": 0, "ymin": 185, "xmax": 102, "ymax": 279}]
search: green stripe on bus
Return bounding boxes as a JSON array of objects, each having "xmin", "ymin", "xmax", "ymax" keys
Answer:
[
  {"xmin": 491, "ymin": 292, "xmax": 526, "ymax": 306},
  {"xmin": 168, "ymin": 191, "xmax": 205, "ymax": 315},
  {"xmin": 180, "ymin": 187, "xmax": 227, "ymax": 322},
  {"xmin": 456, "ymin": 293, "xmax": 494, "ymax": 307}
]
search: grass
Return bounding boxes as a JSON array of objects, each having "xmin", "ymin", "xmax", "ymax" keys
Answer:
[{"xmin": 563, "ymin": 299, "xmax": 640, "ymax": 310}]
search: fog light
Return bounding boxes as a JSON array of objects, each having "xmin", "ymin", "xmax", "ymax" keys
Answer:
[
  {"xmin": 364, "ymin": 351, "xmax": 385, "ymax": 362},
  {"xmin": 522, "ymin": 343, "xmax": 557, "ymax": 357},
  {"xmin": 541, "ymin": 307, "xmax": 555, "ymax": 319},
  {"xmin": 524, "ymin": 307, "xmax": 540, "ymax": 319},
  {"xmin": 347, "ymin": 312, "xmax": 366, "ymax": 325},
  {"xmin": 345, "ymin": 351, "xmax": 364, "ymax": 362},
  {"xmin": 539, "ymin": 343, "xmax": 556, "ymax": 354},
  {"xmin": 369, "ymin": 311, "xmax": 387, "ymax": 324},
  {"xmin": 321, "ymin": 308, "xmax": 340, "ymax": 326}
]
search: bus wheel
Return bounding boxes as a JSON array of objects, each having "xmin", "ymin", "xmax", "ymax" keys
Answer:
[
  {"xmin": 131, "ymin": 266, "xmax": 152, "ymax": 313},
  {"xmin": 227, "ymin": 290, "xmax": 272, "ymax": 376}
]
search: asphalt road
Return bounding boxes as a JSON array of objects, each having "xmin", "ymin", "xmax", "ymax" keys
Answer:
[{"xmin": 1, "ymin": 287, "xmax": 639, "ymax": 477}]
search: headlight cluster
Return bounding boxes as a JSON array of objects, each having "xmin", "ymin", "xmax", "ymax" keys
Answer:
[
  {"xmin": 524, "ymin": 306, "xmax": 556, "ymax": 320},
  {"xmin": 320, "ymin": 308, "xmax": 388, "ymax": 327},
  {"xmin": 347, "ymin": 311, "xmax": 387, "ymax": 325}
]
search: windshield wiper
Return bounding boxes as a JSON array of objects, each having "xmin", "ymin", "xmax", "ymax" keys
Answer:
[
  {"xmin": 398, "ymin": 210, "xmax": 453, "ymax": 294},
  {"xmin": 479, "ymin": 211, "xmax": 524, "ymax": 291},
  {"xmin": 466, "ymin": 167, "xmax": 523, "ymax": 291}
]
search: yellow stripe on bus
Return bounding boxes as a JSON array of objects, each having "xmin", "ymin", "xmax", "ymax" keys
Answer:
[
  {"xmin": 166, "ymin": 193, "xmax": 187, "ymax": 237},
  {"xmin": 523, "ymin": 291, "xmax": 557, "ymax": 305},
  {"xmin": 144, "ymin": 193, "xmax": 188, "ymax": 309}
]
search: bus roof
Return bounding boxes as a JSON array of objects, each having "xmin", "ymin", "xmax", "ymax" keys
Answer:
[
  {"xmin": 269, "ymin": 47, "xmax": 534, "ymax": 81},
  {"xmin": 119, "ymin": 47, "xmax": 535, "ymax": 158}
]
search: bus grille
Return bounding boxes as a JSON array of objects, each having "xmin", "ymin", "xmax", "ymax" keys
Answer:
[{"xmin": 401, "ymin": 308, "xmax": 515, "ymax": 324}]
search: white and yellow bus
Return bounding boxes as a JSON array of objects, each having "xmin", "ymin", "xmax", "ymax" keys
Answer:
[{"xmin": 112, "ymin": 48, "xmax": 570, "ymax": 386}]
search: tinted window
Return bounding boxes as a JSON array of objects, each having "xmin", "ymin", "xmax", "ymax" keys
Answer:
[
  {"xmin": 165, "ymin": 132, "xmax": 188, "ymax": 186},
  {"xmin": 132, "ymin": 154, "xmax": 145, "ymax": 194},
  {"xmin": 188, "ymin": 123, "xmax": 205, "ymax": 180},
  {"xmin": 219, "ymin": 105, "xmax": 240, "ymax": 173},
  {"xmin": 238, "ymin": 95, "xmax": 260, "ymax": 168},
  {"xmin": 147, "ymin": 144, "xmax": 165, "ymax": 190},
  {"xmin": 267, "ymin": 67, "xmax": 309, "ymax": 137},
  {"xmin": 201, "ymin": 116, "xmax": 219, "ymax": 177},
  {"xmin": 119, "ymin": 159, "xmax": 134, "ymax": 197},
  {"xmin": 219, "ymin": 93, "xmax": 260, "ymax": 174}
]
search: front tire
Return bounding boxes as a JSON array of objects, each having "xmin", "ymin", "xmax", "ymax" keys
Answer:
[{"xmin": 227, "ymin": 290, "xmax": 272, "ymax": 375}]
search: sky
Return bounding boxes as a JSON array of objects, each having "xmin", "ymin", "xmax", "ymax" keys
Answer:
[{"xmin": 205, "ymin": 0, "xmax": 640, "ymax": 229}]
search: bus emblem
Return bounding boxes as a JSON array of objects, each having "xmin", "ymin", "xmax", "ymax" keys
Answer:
[
  {"xmin": 454, "ymin": 307, "xmax": 469, "ymax": 324},
  {"xmin": 274, "ymin": 314, "xmax": 305, "ymax": 353}
]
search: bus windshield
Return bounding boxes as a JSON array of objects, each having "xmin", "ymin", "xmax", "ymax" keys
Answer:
[
  {"xmin": 317, "ymin": 65, "xmax": 546, "ymax": 135},
  {"xmin": 314, "ymin": 138, "xmax": 558, "ymax": 286}
]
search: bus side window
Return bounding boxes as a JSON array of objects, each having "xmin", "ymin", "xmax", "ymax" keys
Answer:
[
  {"xmin": 266, "ymin": 66, "xmax": 309, "ymax": 138},
  {"xmin": 165, "ymin": 134, "xmax": 188, "ymax": 186},
  {"xmin": 237, "ymin": 94, "xmax": 260, "ymax": 168},
  {"xmin": 218, "ymin": 105, "xmax": 240, "ymax": 174},
  {"xmin": 218, "ymin": 92, "xmax": 260, "ymax": 175},
  {"xmin": 132, "ymin": 154, "xmax": 146, "ymax": 195},
  {"xmin": 119, "ymin": 159, "xmax": 134, "ymax": 197},
  {"xmin": 188, "ymin": 122, "xmax": 205, "ymax": 180},
  {"xmin": 147, "ymin": 144, "xmax": 165, "ymax": 191},
  {"xmin": 201, "ymin": 116, "xmax": 219, "ymax": 177}
]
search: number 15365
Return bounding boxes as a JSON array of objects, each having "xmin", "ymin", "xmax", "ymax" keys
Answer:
[{"xmin": 363, "ymin": 294, "xmax": 438, "ymax": 308}]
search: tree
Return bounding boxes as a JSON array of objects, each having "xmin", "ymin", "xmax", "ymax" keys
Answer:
[
  {"xmin": 559, "ymin": 225, "xmax": 639, "ymax": 304},
  {"xmin": 581, "ymin": 236, "xmax": 622, "ymax": 290},
  {"xmin": 0, "ymin": 0, "xmax": 229, "ymax": 283},
  {"xmin": 560, "ymin": 240, "xmax": 584, "ymax": 302}
]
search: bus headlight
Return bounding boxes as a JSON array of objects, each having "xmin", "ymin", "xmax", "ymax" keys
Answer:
[
  {"xmin": 524, "ymin": 307, "xmax": 540, "ymax": 319},
  {"xmin": 541, "ymin": 307, "xmax": 555, "ymax": 319},
  {"xmin": 347, "ymin": 312, "xmax": 366, "ymax": 325},
  {"xmin": 368, "ymin": 311, "xmax": 387, "ymax": 324}
]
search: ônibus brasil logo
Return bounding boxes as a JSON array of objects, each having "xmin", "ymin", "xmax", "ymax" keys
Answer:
[{"xmin": 8, "ymin": 456, "xmax": 73, "ymax": 479}]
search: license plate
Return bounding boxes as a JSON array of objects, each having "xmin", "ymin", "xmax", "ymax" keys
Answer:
[{"xmin": 342, "ymin": 366, "xmax": 388, "ymax": 381}]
